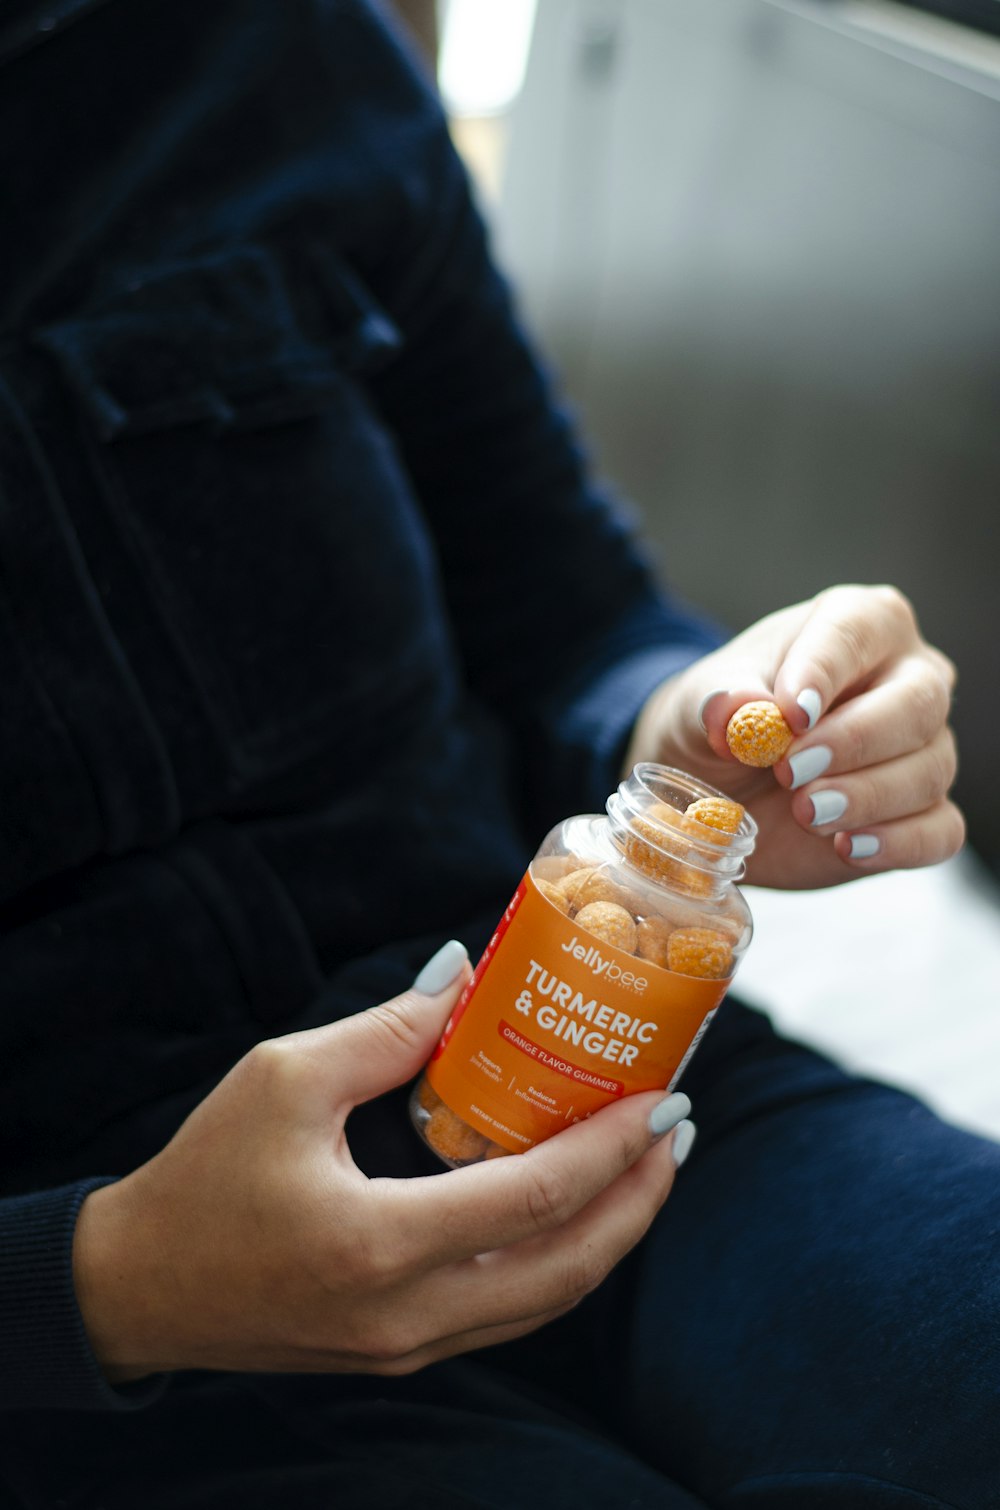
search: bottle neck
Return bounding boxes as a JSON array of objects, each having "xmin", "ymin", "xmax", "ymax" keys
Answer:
[{"xmin": 606, "ymin": 763, "xmax": 757, "ymax": 901}]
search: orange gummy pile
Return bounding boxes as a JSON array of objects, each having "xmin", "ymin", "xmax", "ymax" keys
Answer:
[
  {"xmin": 545, "ymin": 867, "xmax": 736, "ymax": 979},
  {"xmin": 425, "ymin": 819, "xmax": 746, "ymax": 1164},
  {"xmin": 725, "ymin": 701, "xmax": 793, "ymax": 768}
]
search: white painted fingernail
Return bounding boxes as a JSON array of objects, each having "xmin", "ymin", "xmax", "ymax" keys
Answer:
[
  {"xmin": 672, "ymin": 1120, "xmax": 697, "ymax": 1168},
  {"xmin": 809, "ymin": 789, "xmax": 848, "ymax": 826},
  {"xmin": 848, "ymin": 833, "xmax": 880, "ymax": 860},
  {"xmin": 413, "ymin": 940, "xmax": 469, "ymax": 994},
  {"xmin": 788, "ymin": 744, "xmax": 832, "ymax": 789},
  {"xmin": 697, "ymin": 689, "xmax": 729, "ymax": 734},
  {"xmin": 796, "ymin": 688, "xmax": 822, "ymax": 730},
  {"xmin": 649, "ymin": 1091, "xmax": 691, "ymax": 1139}
]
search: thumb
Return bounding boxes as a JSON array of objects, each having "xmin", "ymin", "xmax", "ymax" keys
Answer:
[{"xmin": 316, "ymin": 940, "xmax": 471, "ymax": 1110}]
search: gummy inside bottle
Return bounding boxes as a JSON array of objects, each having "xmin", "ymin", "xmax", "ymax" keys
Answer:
[
  {"xmin": 410, "ymin": 1075, "xmax": 510, "ymax": 1165},
  {"xmin": 414, "ymin": 770, "xmax": 755, "ymax": 1168}
]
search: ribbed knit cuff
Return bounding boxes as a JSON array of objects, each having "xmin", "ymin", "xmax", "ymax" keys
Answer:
[{"xmin": 0, "ymin": 1179, "xmax": 166, "ymax": 1412}]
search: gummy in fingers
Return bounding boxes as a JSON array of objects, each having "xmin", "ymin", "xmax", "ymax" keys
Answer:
[{"xmin": 726, "ymin": 701, "xmax": 794, "ymax": 768}]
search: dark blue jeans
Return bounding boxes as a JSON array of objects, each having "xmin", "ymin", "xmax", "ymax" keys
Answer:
[{"xmin": 3, "ymin": 1001, "xmax": 997, "ymax": 1509}]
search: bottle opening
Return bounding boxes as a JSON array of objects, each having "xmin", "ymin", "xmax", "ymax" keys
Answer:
[{"xmin": 607, "ymin": 764, "xmax": 757, "ymax": 897}]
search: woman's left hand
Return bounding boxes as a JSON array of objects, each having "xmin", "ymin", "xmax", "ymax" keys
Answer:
[{"xmin": 625, "ymin": 584, "xmax": 964, "ymax": 890}]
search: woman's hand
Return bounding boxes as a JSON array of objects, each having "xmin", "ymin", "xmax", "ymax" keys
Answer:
[
  {"xmin": 73, "ymin": 945, "xmax": 690, "ymax": 1381},
  {"xmin": 625, "ymin": 584, "xmax": 963, "ymax": 890}
]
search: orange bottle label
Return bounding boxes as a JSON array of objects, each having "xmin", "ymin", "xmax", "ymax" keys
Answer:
[{"xmin": 426, "ymin": 872, "xmax": 730, "ymax": 1152}]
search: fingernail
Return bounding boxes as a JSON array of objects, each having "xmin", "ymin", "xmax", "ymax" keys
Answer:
[
  {"xmin": 672, "ymin": 1120, "xmax": 697, "ymax": 1168},
  {"xmin": 697, "ymin": 689, "xmax": 729, "ymax": 734},
  {"xmin": 413, "ymin": 940, "xmax": 469, "ymax": 994},
  {"xmin": 848, "ymin": 833, "xmax": 880, "ymax": 860},
  {"xmin": 810, "ymin": 789, "xmax": 848, "ymax": 826},
  {"xmin": 796, "ymin": 688, "xmax": 822, "ymax": 730},
  {"xmin": 649, "ymin": 1091, "xmax": 691, "ymax": 1139},
  {"xmin": 788, "ymin": 744, "xmax": 832, "ymax": 789}
]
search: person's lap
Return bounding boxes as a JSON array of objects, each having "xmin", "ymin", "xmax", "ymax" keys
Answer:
[
  {"xmin": 621, "ymin": 1085, "xmax": 998, "ymax": 1507},
  {"xmin": 492, "ymin": 1002, "xmax": 1000, "ymax": 1507},
  {"xmin": 4, "ymin": 1001, "xmax": 997, "ymax": 1509}
]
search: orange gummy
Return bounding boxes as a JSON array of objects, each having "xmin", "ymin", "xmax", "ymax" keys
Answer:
[
  {"xmin": 684, "ymin": 795, "xmax": 745, "ymax": 839},
  {"xmin": 425, "ymin": 1104, "xmax": 490, "ymax": 1163},
  {"xmin": 676, "ymin": 868, "xmax": 714, "ymax": 900},
  {"xmin": 417, "ymin": 1077, "xmax": 443, "ymax": 1114},
  {"xmin": 617, "ymin": 884, "xmax": 654, "ymax": 919},
  {"xmin": 570, "ymin": 869, "xmax": 630, "ymax": 914},
  {"xmin": 635, "ymin": 915, "xmax": 672, "ymax": 968},
  {"xmin": 574, "ymin": 901, "xmax": 638, "ymax": 953},
  {"xmin": 666, "ymin": 927, "xmax": 734, "ymax": 980},
  {"xmin": 725, "ymin": 701, "xmax": 793, "ymax": 768},
  {"xmin": 623, "ymin": 803, "xmax": 685, "ymax": 886},
  {"xmin": 535, "ymin": 877, "xmax": 571, "ymax": 914},
  {"xmin": 558, "ymin": 867, "xmax": 597, "ymax": 909}
]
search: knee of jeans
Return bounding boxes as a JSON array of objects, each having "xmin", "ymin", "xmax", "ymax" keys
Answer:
[{"xmin": 719, "ymin": 1472, "xmax": 964, "ymax": 1510}]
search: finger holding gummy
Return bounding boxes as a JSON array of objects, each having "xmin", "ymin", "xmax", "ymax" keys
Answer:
[
  {"xmin": 705, "ymin": 587, "xmax": 962, "ymax": 867},
  {"xmin": 703, "ymin": 586, "xmax": 934, "ymax": 769},
  {"xmin": 699, "ymin": 688, "xmax": 809, "ymax": 767},
  {"xmin": 630, "ymin": 586, "xmax": 962, "ymax": 889}
]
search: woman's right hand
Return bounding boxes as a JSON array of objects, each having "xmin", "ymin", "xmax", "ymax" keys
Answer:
[{"xmin": 72, "ymin": 943, "xmax": 691, "ymax": 1381}]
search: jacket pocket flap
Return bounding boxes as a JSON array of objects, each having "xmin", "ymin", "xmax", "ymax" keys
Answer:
[{"xmin": 34, "ymin": 242, "xmax": 402, "ymax": 440}]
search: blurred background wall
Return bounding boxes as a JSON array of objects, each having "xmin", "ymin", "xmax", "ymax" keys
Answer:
[
  {"xmin": 504, "ymin": 0, "xmax": 1000, "ymax": 874},
  {"xmin": 408, "ymin": 0, "xmax": 1000, "ymax": 878},
  {"xmin": 392, "ymin": 0, "xmax": 1000, "ymax": 1134}
]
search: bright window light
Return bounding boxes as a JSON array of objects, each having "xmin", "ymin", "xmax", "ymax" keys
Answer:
[{"xmin": 438, "ymin": 0, "xmax": 538, "ymax": 116}]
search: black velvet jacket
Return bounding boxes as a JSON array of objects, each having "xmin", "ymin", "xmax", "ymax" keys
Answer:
[{"xmin": 0, "ymin": 0, "xmax": 719, "ymax": 1411}]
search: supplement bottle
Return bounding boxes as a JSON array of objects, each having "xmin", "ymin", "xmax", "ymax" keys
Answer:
[{"xmin": 411, "ymin": 762, "xmax": 757, "ymax": 1167}]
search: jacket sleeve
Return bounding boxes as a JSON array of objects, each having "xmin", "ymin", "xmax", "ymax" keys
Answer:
[
  {"xmin": 0, "ymin": 1180, "xmax": 165, "ymax": 1411},
  {"xmin": 358, "ymin": 3, "xmax": 723, "ymax": 827}
]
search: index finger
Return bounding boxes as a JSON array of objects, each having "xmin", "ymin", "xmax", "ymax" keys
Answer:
[
  {"xmin": 772, "ymin": 584, "xmax": 919, "ymax": 735},
  {"xmin": 383, "ymin": 1088, "xmax": 689, "ymax": 1266}
]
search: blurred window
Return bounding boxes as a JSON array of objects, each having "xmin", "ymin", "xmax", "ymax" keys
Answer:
[
  {"xmin": 883, "ymin": 0, "xmax": 1000, "ymax": 35},
  {"xmin": 438, "ymin": 0, "xmax": 537, "ymax": 116}
]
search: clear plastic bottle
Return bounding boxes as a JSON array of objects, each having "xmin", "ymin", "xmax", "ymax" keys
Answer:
[{"xmin": 411, "ymin": 763, "xmax": 757, "ymax": 1167}]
